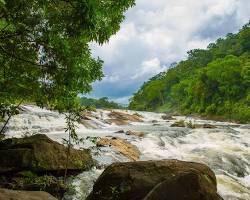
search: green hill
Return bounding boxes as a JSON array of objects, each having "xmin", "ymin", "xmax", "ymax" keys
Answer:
[{"xmin": 129, "ymin": 23, "xmax": 250, "ymax": 123}]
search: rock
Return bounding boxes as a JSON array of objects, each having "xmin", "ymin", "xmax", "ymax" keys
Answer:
[
  {"xmin": 96, "ymin": 137, "xmax": 140, "ymax": 161},
  {"xmin": 203, "ymin": 124, "xmax": 217, "ymax": 129},
  {"xmin": 126, "ymin": 130, "xmax": 145, "ymax": 137},
  {"xmin": 108, "ymin": 111, "xmax": 143, "ymax": 125},
  {"xmin": 162, "ymin": 114, "xmax": 175, "ymax": 120},
  {"xmin": 170, "ymin": 120, "xmax": 186, "ymax": 127},
  {"xmin": 0, "ymin": 188, "xmax": 58, "ymax": 200},
  {"xmin": 115, "ymin": 130, "xmax": 125, "ymax": 133},
  {"xmin": 86, "ymin": 159, "xmax": 222, "ymax": 200},
  {"xmin": 151, "ymin": 120, "xmax": 158, "ymax": 123},
  {"xmin": 192, "ymin": 124, "xmax": 217, "ymax": 129},
  {"xmin": 0, "ymin": 173, "xmax": 67, "ymax": 199},
  {"xmin": 81, "ymin": 115, "xmax": 91, "ymax": 120},
  {"xmin": 143, "ymin": 172, "xmax": 223, "ymax": 200},
  {"xmin": 0, "ymin": 134, "xmax": 94, "ymax": 174}
]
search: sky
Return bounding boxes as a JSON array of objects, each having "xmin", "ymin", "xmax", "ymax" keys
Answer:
[{"xmin": 89, "ymin": 0, "xmax": 250, "ymax": 104}]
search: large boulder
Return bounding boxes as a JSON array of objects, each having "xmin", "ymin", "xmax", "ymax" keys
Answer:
[
  {"xmin": 0, "ymin": 188, "xmax": 57, "ymax": 200},
  {"xmin": 0, "ymin": 134, "xmax": 94, "ymax": 174},
  {"xmin": 143, "ymin": 172, "xmax": 223, "ymax": 200},
  {"xmin": 86, "ymin": 159, "xmax": 223, "ymax": 200}
]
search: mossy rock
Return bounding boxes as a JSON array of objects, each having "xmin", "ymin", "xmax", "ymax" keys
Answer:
[
  {"xmin": 0, "ymin": 172, "xmax": 67, "ymax": 199},
  {"xmin": 0, "ymin": 134, "xmax": 94, "ymax": 174}
]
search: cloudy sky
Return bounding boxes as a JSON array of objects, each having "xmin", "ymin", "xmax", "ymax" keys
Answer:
[{"xmin": 89, "ymin": 0, "xmax": 250, "ymax": 104}]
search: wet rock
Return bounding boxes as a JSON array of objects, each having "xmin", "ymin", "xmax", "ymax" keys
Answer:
[
  {"xmin": 86, "ymin": 159, "xmax": 221, "ymax": 200},
  {"xmin": 170, "ymin": 120, "xmax": 186, "ymax": 127},
  {"xmin": 126, "ymin": 130, "xmax": 145, "ymax": 137},
  {"xmin": 115, "ymin": 130, "xmax": 125, "ymax": 133},
  {"xmin": 96, "ymin": 137, "xmax": 140, "ymax": 161},
  {"xmin": 162, "ymin": 114, "xmax": 175, "ymax": 120},
  {"xmin": 0, "ymin": 134, "xmax": 94, "ymax": 174},
  {"xmin": 108, "ymin": 111, "xmax": 143, "ymax": 125},
  {"xmin": 82, "ymin": 115, "xmax": 91, "ymax": 120},
  {"xmin": 193, "ymin": 124, "xmax": 217, "ymax": 129},
  {"xmin": 0, "ymin": 188, "xmax": 58, "ymax": 200},
  {"xmin": 152, "ymin": 120, "xmax": 158, "ymax": 123},
  {"xmin": 143, "ymin": 172, "xmax": 223, "ymax": 200},
  {"xmin": 203, "ymin": 124, "xmax": 217, "ymax": 129}
]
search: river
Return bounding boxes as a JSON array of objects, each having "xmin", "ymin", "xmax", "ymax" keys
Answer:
[{"xmin": 4, "ymin": 105, "xmax": 250, "ymax": 200}]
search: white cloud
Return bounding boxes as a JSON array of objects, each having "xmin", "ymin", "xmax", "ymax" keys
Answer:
[
  {"xmin": 90, "ymin": 0, "xmax": 250, "ymax": 103},
  {"xmin": 102, "ymin": 75, "xmax": 120, "ymax": 83},
  {"xmin": 132, "ymin": 58, "xmax": 167, "ymax": 79}
]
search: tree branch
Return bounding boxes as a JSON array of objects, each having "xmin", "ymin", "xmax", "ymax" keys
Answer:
[{"xmin": 0, "ymin": 45, "xmax": 48, "ymax": 68}]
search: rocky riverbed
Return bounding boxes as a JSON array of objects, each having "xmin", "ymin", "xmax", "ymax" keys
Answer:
[{"xmin": 1, "ymin": 105, "xmax": 250, "ymax": 199}]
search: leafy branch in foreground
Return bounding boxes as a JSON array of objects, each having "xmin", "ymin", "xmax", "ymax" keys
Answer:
[{"xmin": 0, "ymin": 0, "xmax": 135, "ymax": 124}]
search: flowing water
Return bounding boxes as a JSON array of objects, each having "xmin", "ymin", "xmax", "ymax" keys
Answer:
[{"xmin": 2, "ymin": 105, "xmax": 250, "ymax": 200}]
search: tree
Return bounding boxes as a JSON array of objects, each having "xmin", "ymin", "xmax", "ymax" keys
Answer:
[
  {"xmin": 0, "ymin": 0, "xmax": 135, "ymax": 111},
  {"xmin": 129, "ymin": 22, "xmax": 250, "ymax": 123},
  {"xmin": 0, "ymin": 0, "xmax": 135, "ymax": 180}
]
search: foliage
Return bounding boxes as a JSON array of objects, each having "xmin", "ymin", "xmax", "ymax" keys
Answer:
[
  {"xmin": 0, "ymin": 0, "xmax": 135, "ymax": 112},
  {"xmin": 80, "ymin": 96, "xmax": 123, "ymax": 109},
  {"xmin": 8, "ymin": 172, "xmax": 67, "ymax": 198},
  {"xmin": 129, "ymin": 22, "xmax": 250, "ymax": 123}
]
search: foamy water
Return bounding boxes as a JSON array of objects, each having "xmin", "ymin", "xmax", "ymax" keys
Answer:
[{"xmin": 2, "ymin": 105, "xmax": 250, "ymax": 200}]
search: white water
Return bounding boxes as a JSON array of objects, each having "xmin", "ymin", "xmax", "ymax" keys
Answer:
[{"xmin": 2, "ymin": 105, "xmax": 250, "ymax": 200}]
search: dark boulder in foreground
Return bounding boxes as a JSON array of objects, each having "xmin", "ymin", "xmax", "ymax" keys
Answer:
[
  {"xmin": 86, "ymin": 159, "xmax": 223, "ymax": 200},
  {"xmin": 0, "ymin": 188, "xmax": 58, "ymax": 200},
  {"xmin": 0, "ymin": 134, "xmax": 94, "ymax": 174},
  {"xmin": 143, "ymin": 172, "xmax": 223, "ymax": 200}
]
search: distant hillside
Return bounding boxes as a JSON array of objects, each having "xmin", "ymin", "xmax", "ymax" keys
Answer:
[
  {"xmin": 129, "ymin": 22, "xmax": 250, "ymax": 123},
  {"xmin": 80, "ymin": 97, "xmax": 123, "ymax": 109}
]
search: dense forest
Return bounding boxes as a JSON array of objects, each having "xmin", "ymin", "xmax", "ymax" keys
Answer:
[
  {"xmin": 129, "ymin": 23, "xmax": 250, "ymax": 123},
  {"xmin": 80, "ymin": 97, "xmax": 123, "ymax": 109}
]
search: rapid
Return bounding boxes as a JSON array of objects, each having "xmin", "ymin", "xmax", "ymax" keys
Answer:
[{"xmin": 3, "ymin": 105, "xmax": 250, "ymax": 200}]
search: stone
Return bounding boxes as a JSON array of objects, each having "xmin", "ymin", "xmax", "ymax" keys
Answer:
[
  {"xmin": 162, "ymin": 114, "xmax": 175, "ymax": 120},
  {"xmin": 96, "ymin": 137, "xmax": 140, "ymax": 161},
  {"xmin": 143, "ymin": 172, "xmax": 223, "ymax": 200},
  {"xmin": 0, "ymin": 188, "xmax": 58, "ymax": 200},
  {"xmin": 108, "ymin": 111, "xmax": 143, "ymax": 125},
  {"xmin": 125, "ymin": 130, "xmax": 145, "ymax": 137},
  {"xmin": 0, "ymin": 134, "xmax": 94, "ymax": 174},
  {"xmin": 203, "ymin": 124, "xmax": 217, "ymax": 129},
  {"xmin": 86, "ymin": 159, "xmax": 222, "ymax": 200},
  {"xmin": 170, "ymin": 120, "xmax": 186, "ymax": 127},
  {"xmin": 115, "ymin": 130, "xmax": 125, "ymax": 133}
]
